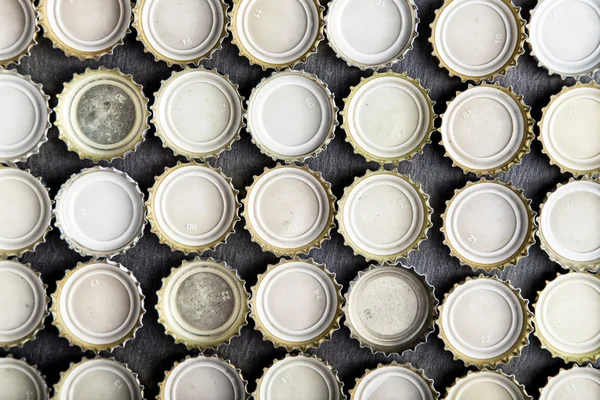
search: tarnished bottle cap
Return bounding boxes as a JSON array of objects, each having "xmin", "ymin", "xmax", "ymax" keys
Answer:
[
  {"xmin": 152, "ymin": 67, "xmax": 244, "ymax": 160},
  {"xmin": 250, "ymin": 257, "xmax": 342, "ymax": 351},
  {"xmin": 54, "ymin": 166, "xmax": 146, "ymax": 258},
  {"xmin": 0, "ymin": 166, "xmax": 52, "ymax": 258},
  {"xmin": 246, "ymin": 70, "xmax": 337, "ymax": 162},
  {"xmin": 55, "ymin": 67, "xmax": 149, "ymax": 162},
  {"xmin": 350, "ymin": 362, "xmax": 438, "ymax": 400},
  {"xmin": 440, "ymin": 83, "xmax": 534, "ymax": 175},
  {"xmin": 51, "ymin": 259, "xmax": 145, "ymax": 353},
  {"xmin": 230, "ymin": 0, "xmax": 324, "ymax": 70},
  {"xmin": 539, "ymin": 82, "xmax": 600, "ymax": 176},
  {"xmin": 430, "ymin": 0, "xmax": 526, "ymax": 82},
  {"xmin": 445, "ymin": 369, "xmax": 531, "ymax": 400},
  {"xmin": 341, "ymin": 71, "xmax": 436, "ymax": 165},
  {"xmin": 534, "ymin": 272, "xmax": 600, "ymax": 363},
  {"xmin": 0, "ymin": 0, "xmax": 37, "ymax": 67},
  {"xmin": 242, "ymin": 163, "xmax": 335, "ymax": 257},
  {"xmin": 0, "ymin": 357, "xmax": 48, "ymax": 400},
  {"xmin": 146, "ymin": 162, "xmax": 240, "ymax": 254},
  {"xmin": 438, "ymin": 275, "xmax": 533, "ymax": 368},
  {"xmin": 344, "ymin": 264, "xmax": 437, "ymax": 355},
  {"xmin": 537, "ymin": 178, "xmax": 600, "ymax": 272},
  {"xmin": 157, "ymin": 257, "xmax": 248, "ymax": 349},
  {"xmin": 158, "ymin": 355, "xmax": 248, "ymax": 400},
  {"xmin": 133, "ymin": 0, "xmax": 228, "ymax": 66},
  {"xmin": 38, "ymin": 0, "xmax": 131, "ymax": 60},
  {"xmin": 254, "ymin": 354, "xmax": 344, "ymax": 400},
  {"xmin": 441, "ymin": 179, "xmax": 536, "ymax": 272},
  {"xmin": 540, "ymin": 365, "xmax": 600, "ymax": 399},
  {"xmin": 337, "ymin": 169, "xmax": 432, "ymax": 263}
]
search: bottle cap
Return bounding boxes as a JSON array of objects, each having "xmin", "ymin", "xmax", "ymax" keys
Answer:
[
  {"xmin": 158, "ymin": 355, "xmax": 248, "ymax": 400},
  {"xmin": 440, "ymin": 83, "xmax": 534, "ymax": 175},
  {"xmin": 341, "ymin": 71, "xmax": 436, "ymax": 165},
  {"xmin": 537, "ymin": 178, "xmax": 600, "ymax": 272},
  {"xmin": 337, "ymin": 169, "xmax": 432, "ymax": 263},
  {"xmin": 527, "ymin": 0, "xmax": 600, "ymax": 79},
  {"xmin": 445, "ymin": 369, "xmax": 531, "ymax": 400},
  {"xmin": 0, "ymin": 167, "xmax": 52, "ymax": 258},
  {"xmin": 344, "ymin": 264, "xmax": 437, "ymax": 355},
  {"xmin": 254, "ymin": 354, "xmax": 344, "ymax": 400},
  {"xmin": 250, "ymin": 257, "xmax": 342, "ymax": 351},
  {"xmin": 430, "ymin": 0, "xmax": 526, "ymax": 82},
  {"xmin": 0, "ymin": 0, "xmax": 37, "ymax": 67},
  {"xmin": 326, "ymin": 0, "xmax": 418, "ymax": 70},
  {"xmin": 0, "ymin": 357, "xmax": 48, "ymax": 400},
  {"xmin": 54, "ymin": 357, "xmax": 143, "ymax": 400},
  {"xmin": 230, "ymin": 0, "xmax": 324, "ymax": 70},
  {"xmin": 0, "ymin": 260, "xmax": 48, "ymax": 349},
  {"xmin": 146, "ymin": 161, "xmax": 240, "ymax": 254},
  {"xmin": 133, "ymin": 0, "xmax": 228, "ymax": 66},
  {"xmin": 441, "ymin": 179, "xmax": 536, "ymax": 272},
  {"xmin": 246, "ymin": 70, "xmax": 337, "ymax": 162},
  {"xmin": 38, "ymin": 0, "xmax": 131, "ymax": 60},
  {"xmin": 157, "ymin": 257, "xmax": 248, "ymax": 349},
  {"xmin": 51, "ymin": 259, "xmax": 145, "ymax": 352},
  {"xmin": 540, "ymin": 365, "xmax": 600, "ymax": 399},
  {"xmin": 438, "ymin": 275, "xmax": 533, "ymax": 368},
  {"xmin": 54, "ymin": 166, "xmax": 146, "ymax": 258},
  {"xmin": 242, "ymin": 163, "xmax": 335, "ymax": 257},
  {"xmin": 539, "ymin": 82, "xmax": 600, "ymax": 176},
  {"xmin": 534, "ymin": 272, "xmax": 600, "ymax": 363},
  {"xmin": 350, "ymin": 362, "xmax": 438, "ymax": 400},
  {"xmin": 55, "ymin": 67, "xmax": 149, "ymax": 162},
  {"xmin": 152, "ymin": 67, "xmax": 244, "ymax": 160}
]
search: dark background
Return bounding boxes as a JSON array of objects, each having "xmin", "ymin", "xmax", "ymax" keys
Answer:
[{"xmin": 3, "ymin": 0, "xmax": 600, "ymax": 398}]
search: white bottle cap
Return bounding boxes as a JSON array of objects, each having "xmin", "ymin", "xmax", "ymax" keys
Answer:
[
  {"xmin": 445, "ymin": 370, "xmax": 531, "ymax": 400},
  {"xmin": 351, "ymin": 363, "xmax": 437, "ymax": 400},
  {"xmin": 540, "ymin": 366, "xmax": 600, "ymax": 400},
  {"xmin": 0, "ymin": 358, "xmax": 47, "ymax": 400},
  {"xmin": 0, "ymin": 0, "xmax": 37, "ymax": 66}
]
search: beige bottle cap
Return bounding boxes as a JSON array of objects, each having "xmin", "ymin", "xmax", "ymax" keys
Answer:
[
  {"xmin": 0, "ymin": 357, "xmax": 48, "ymax": 400},
  {"xmin": 445, "ymin": 369, "xmax": 531, "ymax": 400},
  {"xmin": 152, "ymin": 67, "xmax": 244, "ymax": 160},
  {"xmin": 337, "ymin": 169, "xmax": 432, "ymax": 263},
  {"xmin": 540, "ymin": 365, "xmax": 600, "ymax": 399},
  {"xmin": 133, "ymin": 0, "xmax": 228, "ymax": 66},
  {"xmin": 38, "ymin": 0, "xmax": 131, "ymax": 60},
  {"xmin": 250, "ymin": 257, "xmax": 342, "ymax": 351},
  {"xmin": 0, "ymin": 0, "xmax": 37, "ymax": 67},
  {"xmin": 440, "ymin": 83, "xmax": 534, "ymax": 175},
  {"xmin": 441, "ymin": 179, "xmax": 536, "ymax": 272},
  {"xmin": 55, "ymin": 68, "xmax": 149, "ymax": 162},
  {"xmin": 242, "ymin": 163, "xmax": 335, "ymax": 257},
  {"xmin": 430, "ymin": 0, "xmax": 526, "ymax": 82},
  {"xmin": 157, "ymin": 257, "xmax": 248, "ymax": 349},
  {"xmin": 342, "ymin": 71, "xmax": 436, "ymax": 165},
  {"xmin": 230, "ymin": 0, "xmax": 324, "ymax": 70},
  {"xmin": 344, "ymin": 264, "xmax": 437, "ymax": 355},
  {"xmin": 254, "ymin": 354, "xmax": 344, "ymax": 400},
  {"xmin": 438, "ymin": 275, "xmax": 533, "ymax": 368},
  {"xmin": 0, "ymin": 166, "xmax": 52, "ymax": 258},
  {"xmin": 147, "ymin": 161, "xmax": 240, "ymax": 254}
]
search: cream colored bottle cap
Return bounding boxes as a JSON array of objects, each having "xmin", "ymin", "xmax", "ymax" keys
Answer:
[
  {"xmin": 337, "ymin": 169, "xmax": 432, "ymax": 263},
  {"xmin": 540, "ymin": 365, "xmax": 600, "ymax": 400},
  {"xmin": 243, "ymin": 163, "xmax": 335, "ymax": 257},
  {"xmin": 38, "ymin": 0, "xmax": 131, "ymax": 59},
  {"xmin": 445, "ymin": 370, "xmax": 531, "ymax": 400},
  {"xmin": 0, "ymin": 357, "xmax": 48, "ymax": 400},
  {"xmin": 442, "ymin": 179, "xmax": 536, "ymax": 272},
  {"xmin": 56, "ymin": 68, "xmax": 149, "ymax": 162},
  {"xmin": 247, "ymin": 70, "xmax": 337, "ymax": 162},
  {"xmin": 158, "ymin": 355, "xmax": 248, "ymax": 400},
  {"xmin": 539, "ymin": 83, "xmax": 600, "ymax": 176},
  {"xmin": 54, "ymin": 167, "xmax": 146, "ymax": 258},
  {"xmin": 0, "ymin": 167, "xmax": 52, "ymax": 258},
  {"xmin": 538, "ymin": 179, "xmax": 600, "ymax": 272},
  {"xmin": 0, "ymin": 0, "xmax": 37, "ymax": 67},
  {"xmin": 133, "ymin": 0, "xmax": 228, "ymax": 66},
  {"xmin": 147, "ymin": 162, "xmax": 240, "ymax": 254},
  {"xmin": 342, "ymin": 72, "xmax": 436, "ymax": 165},
  {"xmin": 344, "ymin": 264, "xmax": 437, "ymax": 355},
  {"xmin": 230, "ymin": 0, "xmax": 323, "ymax": 70},
  {"xmin": 251, "ymin": 258, "xmax": 342, "ymax": 351},
  {"xmin": 350, "ymin": 362, "xmax": 437, "ymax": 400},
  {"xmin": 51, "ymin": 260, "xmax": 144, "ymax": 352},
  {"xmin": 431, "ymin": 0, "xmax": 525, "ymax": 82},
  {"xmin": 152, "ymin": 67, "xmax": 244, "ymax": 160},
  {"xmin": 438, "ymin": 275, "xmax": 533, "ymax": 368},
  {"xmin": 441, "ymin": 83, "xmax": 534, "ymax": 175},
  {"xmin": 254, "ymin": 354, "xmax": 344, "ymax": 400},
  {"xmin": 157, "ymin": 258, "xmax": 248, "ymax": 349},
  {"xmin": 528, "ymin": 0, "xmax": 600, "ymax": 79}
]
